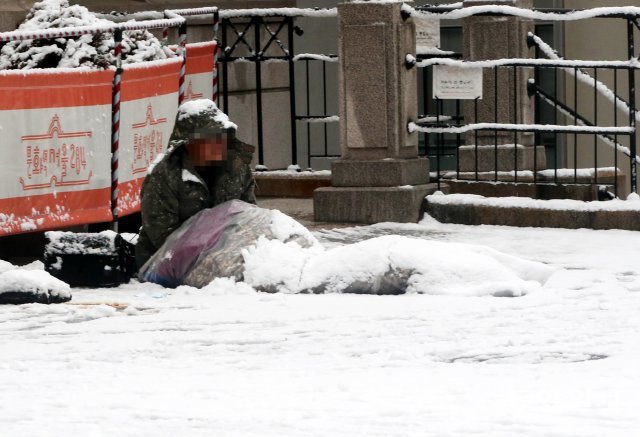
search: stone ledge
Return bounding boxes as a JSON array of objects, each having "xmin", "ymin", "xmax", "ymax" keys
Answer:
[
  {"xmin": 254, "ymin": 173, "xmax": 331, "ymax": 198},
  {"xmin": 331, "ymin": 158, "xmax": 430, "ymax": 187},
  {"xmin": 425, "ymin": 200, "xmax": 640, "ymax": 231},
  {"xmin": 314, "ymin": 184, "xmax": 442, "ymax": 224}
]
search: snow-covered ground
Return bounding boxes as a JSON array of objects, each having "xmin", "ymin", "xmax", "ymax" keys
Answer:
[{"xmin": 2, "ymin": 217, "xmax": 640, "ymax": 436}]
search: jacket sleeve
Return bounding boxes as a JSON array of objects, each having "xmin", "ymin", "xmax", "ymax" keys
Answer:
[
  {"xmin": 140, "ymin": 170, "xmax": 181, "ymax": 249},
  {"xmin": 234, "ymin": 139, "xmax": 257, "ymax": 204},
  {"xmin": 241, "ymin": 165, "xmax": 257, "ymax": 204}
]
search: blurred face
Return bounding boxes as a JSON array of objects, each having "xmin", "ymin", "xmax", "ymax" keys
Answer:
[{"xmin": 185, "ymin": 130, "xmax": 228, "ymax": 166}]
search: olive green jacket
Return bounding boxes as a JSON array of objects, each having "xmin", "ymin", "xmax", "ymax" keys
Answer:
[{"xmin": 135, "ymin": 140, "xmax": 255, "ymax": 268}]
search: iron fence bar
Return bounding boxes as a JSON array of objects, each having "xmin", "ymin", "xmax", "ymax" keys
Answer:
[
  {"xmin": 262, "ymin": 20, "xmax": 289, "ymax": 57},
  {"xmin": 456, "ymin": 99, "xmax": 461, "ymax": 180},
  {"xmin": 615, "ymin": 68, "xmax": 619, "ymax": 196},
  {"xmin": 513, "ymin": 66, "xmax": 518, "ymax": 184},
  {"xmin": 554, "ymin": 66, "xmax": 559, "ymax": 184},
  {"xmin": 494, "ymin": 66, "xmax": 498, "ymax": 182},
  {"xmin": 594, "ymin": 68, "xmax": 598, "ymax": 186},
  {"xmin": 213, "ymin": 10, "xmax": 220, "ymax": 103},
  {"xmin": 574, "ymin": 66, "xmax": 578, "ymax": 184},
  {"xmin": 437, "ymin": 98, "xmax": 443, "ymax": 189},
  {"xmin": 532, "ymin": 84, "xmax": 629, "ymax": 156},
  {"xmin": 287, "ymin": 16, "xmax": 298, "ymax": 166},
  {"xmin": 222, "ymin": 19, "xmax": 229, "ymax": 114},
  {"xmin": 475, "ymin": 98, "xmax": 479, "ymax": 181},
  {"xmin": 306, "ymin": 58, "xmax": 311, "ymax": 165},
  {"xmin": 532, "ymin": 39, "xmax": 540, "ymax": 183},
  {"xmin": 423, "ymin": 66, "xmax": 429, "ymax": 158},
  {"xmin": 628, "ymin": 18, "xmax": 638, "ymax": 194},
  {"xmin": 323, "ymin": 60, "xmax": 329, "ymax": 158},
  {"xmin": 224, "ymin": 20, "xmax": 256, "ymax": 57},
  {"xmin": 254, "ymin": 17, "xmax": 265, "ymax": 165}
]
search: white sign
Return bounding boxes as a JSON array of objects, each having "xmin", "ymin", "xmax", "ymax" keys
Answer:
[
  {"xmin": 416, "ymin": 18, "xmax": 440, "ymax": 53},
  {"xmin": 433, "ymin": 66, "xmax": 483, "ymax": 100}
]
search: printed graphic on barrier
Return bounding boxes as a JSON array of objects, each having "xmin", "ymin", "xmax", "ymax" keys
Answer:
[
  {"xmin": 118, "ymin": 58, "xmax": 182, "ymax": 216},
  {"xmin": 0, "ymin": 69, "xmax": 114, "ymax": 236},
  {"xmin": 180, "ymin": 42, "xmax": 217, "ymax": 102}
]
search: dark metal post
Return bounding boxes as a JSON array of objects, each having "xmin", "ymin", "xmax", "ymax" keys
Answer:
[
  {"xmin": 594, "ymin": 68, "xmax": 598, "ymax": 185},
  {"xmin": 322, "ymin": 60, "xmax": 328, "ymax": 158},
  {"xmin": 255, "ymin": 17, "xmax": 265, "ymax": 165},
  {"xmin": 287, "ymin": 16, "xmax": 298, "ymax": 166},
  {"xmin": 305, "ymin": 59, "xmax": 311, "ymax": 165},
  {"xmin": 628, "ymin": 18, "xmax": 638, "ymax": 194},
  {"xmin": 614, "ymin": 68, "xmax": 619, "ymax": 196},
  {"xmin": 513, "ymin": 66, "xmax": 518, "ymax": 184},
  {"xmin": 222, "ymin": 19, "xmax": 229, "ymax": 114},
  {"xmin": 494, "ymin": 67, "xmax": 498, "ymax": 182}
]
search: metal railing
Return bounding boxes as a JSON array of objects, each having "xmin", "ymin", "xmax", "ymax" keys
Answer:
[
  {"xmin": 406, "ymin": 5, "xmax": 640, "ymax": 198},
  {"xmin": 216, "ymin": 9, "xmax": 338, "ymax": 169}
]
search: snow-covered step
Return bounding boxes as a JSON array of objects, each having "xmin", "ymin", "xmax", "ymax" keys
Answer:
[{"xmin": 424, "ymin": 192, "xmax": 640, "ymax": 231}]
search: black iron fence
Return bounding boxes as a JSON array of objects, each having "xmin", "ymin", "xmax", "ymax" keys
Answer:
[
  {"xmin": 217, "ymin": 9, "xmax": 339, "ymax": 170},
  {"xmin": 408, "ymin": 5, "xmax": 640, "ymax": 199}
]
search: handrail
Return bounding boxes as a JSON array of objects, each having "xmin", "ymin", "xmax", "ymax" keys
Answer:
[
  {"xmin": 406, "ymin": 4, "xmax": 640, "ymax": 20},
  {"xmin": 530, "ymin": 82, "xmax": 640, "ymax": 164}
]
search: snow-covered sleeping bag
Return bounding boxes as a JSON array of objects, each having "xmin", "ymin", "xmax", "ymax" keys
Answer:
[
  {"xmin": 140, "ymin": 200, "xmax": 555, "ymax": 296},
  {"xmin": 138, "ymin": 200, "xmax": 318, "ymax": 288}
]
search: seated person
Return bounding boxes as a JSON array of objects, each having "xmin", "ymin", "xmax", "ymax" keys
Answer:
[{"xmin": 135, "ymin": 99, "xmax": 256, "ymax": 269}]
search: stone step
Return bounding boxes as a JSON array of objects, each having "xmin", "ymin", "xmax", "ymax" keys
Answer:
[
  {"xmin": 438, "ymin": 168, "xmax": 625, "ymax": 201},
  {"xmin": 424, "ymin": 194, "xmax": 640, "ymax": 231}
]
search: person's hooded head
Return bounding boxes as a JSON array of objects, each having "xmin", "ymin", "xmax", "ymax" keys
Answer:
[{"xmin": 169, "ymin": 99, "xmax": 238, "ymax": 167}]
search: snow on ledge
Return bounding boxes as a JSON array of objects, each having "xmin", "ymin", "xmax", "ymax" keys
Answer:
[{"xmin": 426, "ymin": 192, "xmax": 640, "ymax": 212}]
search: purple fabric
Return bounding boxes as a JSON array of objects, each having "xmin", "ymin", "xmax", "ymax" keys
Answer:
[{"xmin": 140, "ymin": 200, "xmax": 255, "ymax": 287}]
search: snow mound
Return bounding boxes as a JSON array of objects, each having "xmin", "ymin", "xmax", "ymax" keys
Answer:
[
  {"xmin": 0, "ymin": 268, "xmax": 71, "ymax": 304},
  {"xmin": 242, "ymin": 235, "xmax": 555, "ymax": 296},
  {"xmin": 0, "ymin": 0, "xmax": 175, "ymax": 70}
]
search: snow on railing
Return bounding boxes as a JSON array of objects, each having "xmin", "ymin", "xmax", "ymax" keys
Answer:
[
  {"xmin": 408, "ymin": 122, "xmax": 635, "ymax": 135},
  {"xmin": 169, "ymin": 7, "xmax": 220, "ymax": 17},
  {"xmin": 219, "ymin": 8, "xmax": 337, "ymax": 19},
  {"xmin": 292, "ymin": 54, "xmax": 338, "ymax": 63},
  {"xmin": 404, "ymin": 4, "xmax": 640, "ymax": 21},
  {"xmin": 297, "ymin": 116, "xmax": 339, "ymax": 123},
  {"xmin": 412, "ymin": 57, "xmax": 640, "ymax": 70},
  {"xmin": 0, "ymin": 12, "xmax": 186, "ymax": 42}
]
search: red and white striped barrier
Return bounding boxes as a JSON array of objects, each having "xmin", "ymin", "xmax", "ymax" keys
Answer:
[
  {"xmin": 0, "ymin": 69, "xmax": 115, "ymax": 236},
  {"xmin": 117, "ymin": 58, "xmax": 182, "ymax": 217},
  {"xmin": 182, "ymin": 42, "xmax": 217, "ymax": 103}
]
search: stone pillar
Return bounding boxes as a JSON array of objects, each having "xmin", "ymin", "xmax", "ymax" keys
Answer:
[
  {"xmin": 459, "ymin": 0, "xmax": 545, "ymax": 172},
  {"xmin": 314, "ymin": 1, "xmax": 436, "ymax": 224}
]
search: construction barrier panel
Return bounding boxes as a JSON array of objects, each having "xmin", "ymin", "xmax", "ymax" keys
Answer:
[
  {"xmin": 180, "ymin": 42, "xmax": 217, "ymax": 102},
  {"xmin": 117, "ymin": 58, "xmax": 182, "ymax": 216},
  {"xmin": 0, "ymin": 69, "xmax": 115, "ymax": 236}
]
